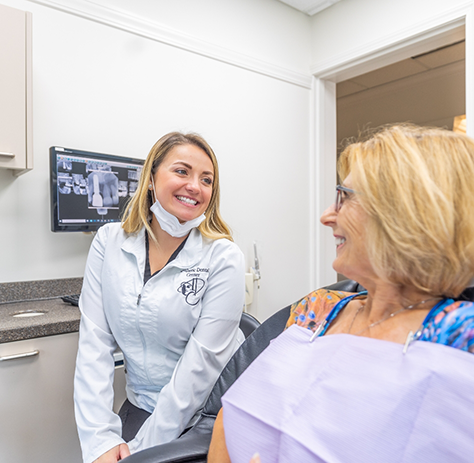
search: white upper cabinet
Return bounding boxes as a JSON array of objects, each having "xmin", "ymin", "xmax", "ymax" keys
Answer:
[{"xmin": 0, "ymin": 3, "xmax": 32, "ymax": 176}]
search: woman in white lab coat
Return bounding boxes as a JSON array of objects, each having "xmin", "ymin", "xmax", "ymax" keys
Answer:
[{"xmin": 74, "ymin": 132, "xmax": 245, "ymax": 463}]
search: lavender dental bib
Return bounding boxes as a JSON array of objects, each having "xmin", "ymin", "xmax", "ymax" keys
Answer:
[{"xmin": 222, "ymin": 325, "xmax": 474, "ymax": 463}]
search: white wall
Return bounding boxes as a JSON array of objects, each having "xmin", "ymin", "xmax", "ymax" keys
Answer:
[
  {"xmin": 0, "ymin": 0, "xmax": 312, "ymax": 321},
  {"xmin": 95, "ymin": 0, "xmax": 312, "ymax": 74},
  {"xmin": 310, "ymin": 0, "xmax": 472, "ymax": 67}
]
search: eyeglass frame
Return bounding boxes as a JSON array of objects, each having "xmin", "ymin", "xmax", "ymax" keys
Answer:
[{"xmin": 335, "ymin": 185, "xmax": 356, "ymax": 212}]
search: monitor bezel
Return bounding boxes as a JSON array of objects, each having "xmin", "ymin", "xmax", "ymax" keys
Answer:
[{"xmin": 50, "ymin": 146, "xmax": 144, "ymax": 233}]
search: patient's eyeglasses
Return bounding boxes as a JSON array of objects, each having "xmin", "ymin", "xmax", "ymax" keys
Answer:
[{"xmin": 335, "ymin": 185, "xmax": 356, "ymax": 212}]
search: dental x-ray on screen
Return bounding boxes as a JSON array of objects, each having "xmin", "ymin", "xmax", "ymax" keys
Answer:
[{"xmin": 50, "ymin": 146, "xmax": 144, "ymax": 232}]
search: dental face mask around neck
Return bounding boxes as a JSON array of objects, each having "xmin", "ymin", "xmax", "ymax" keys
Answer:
[{"xmin": 149, "ymin": 175, "xmax": 206, "ymax": 238}]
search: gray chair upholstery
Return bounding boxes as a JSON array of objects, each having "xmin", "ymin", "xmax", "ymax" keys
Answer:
[
  {"xmin": 239, "ymin": 312, "xmax": 260, "ymax": 338},
  {"xmin": 123, "ymin": 280, "xmax": 365, "ymax": 463}
]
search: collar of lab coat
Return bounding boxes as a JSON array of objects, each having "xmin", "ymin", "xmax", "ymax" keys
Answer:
[{"xmin": 120, "ymin": 226, "xmax": 204, "ymax": 271}]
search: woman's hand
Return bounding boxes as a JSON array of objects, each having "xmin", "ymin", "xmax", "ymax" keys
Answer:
[{"xmin": 93, "ymin": 444, "xmax": 130, "ymax": 463}]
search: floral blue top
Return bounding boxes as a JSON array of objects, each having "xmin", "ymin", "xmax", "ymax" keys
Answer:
[{"xmin": 286, "ymin": 289, "xmax": 474, "ymax": 354}]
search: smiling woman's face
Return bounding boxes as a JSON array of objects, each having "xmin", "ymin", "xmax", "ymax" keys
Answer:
[
  {"xmin": 320, "ymin": 174, "xmax": 375, "ymax": 282},
  {"xmin": 152, "ymin": 144, "xmax": 214, "ymax": 224}
]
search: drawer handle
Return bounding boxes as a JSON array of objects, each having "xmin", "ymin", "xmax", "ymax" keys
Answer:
[
  {"xmin": 0, "ymin": 152, "xmax": 15, "ymax": 158},
  {"xmin": 0, "ymin": 350, "xmax": 39, "ymax": 362}
]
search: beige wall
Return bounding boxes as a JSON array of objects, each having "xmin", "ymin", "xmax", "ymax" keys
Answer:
[{"xmin": 337, "ymin": 59, "xmax": 465, "ymax": 146}]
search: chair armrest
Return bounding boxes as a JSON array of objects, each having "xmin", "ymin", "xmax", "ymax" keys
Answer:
[{"xmin": 122, "ymin": 416, "xmax": 214, "ymax": 463}]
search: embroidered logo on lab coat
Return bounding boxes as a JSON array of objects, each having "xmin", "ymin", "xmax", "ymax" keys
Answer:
[{"xmin": 177, "ymin": 278, "xmax": 205, "ymax": 305}]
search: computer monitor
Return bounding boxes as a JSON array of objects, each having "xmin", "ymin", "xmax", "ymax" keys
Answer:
[{"xmin": 50, "ymin": 146, "xmax": 144, "ymax": 232}]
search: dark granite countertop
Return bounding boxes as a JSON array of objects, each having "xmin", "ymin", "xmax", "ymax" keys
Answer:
[
  {"xmin": 0, "ymin": 297, "xmax": 81, "ymax": 343},
  {"xmin": 0, "ymin": 278, "xmax": 83, "ymax": 343}
]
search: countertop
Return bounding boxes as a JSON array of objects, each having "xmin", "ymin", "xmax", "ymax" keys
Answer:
[
  {"xmin": 0, "ymin": 277, "xmax": 83, "ymax": 344},
  {"xmin": 0, "ymin": 297, "xmax": 81, "ymax": 343}
]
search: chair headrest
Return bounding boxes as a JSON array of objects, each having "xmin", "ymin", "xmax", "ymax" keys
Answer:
[{"xmin": 326, "ymin": 279, "xmax": 474, "ymax": 302}]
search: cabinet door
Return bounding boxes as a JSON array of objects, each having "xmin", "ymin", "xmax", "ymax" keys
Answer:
[
  {"xmin": 0, "ymin": 4, "xmax": 32, "ymax": 173},
  {"xmin": 0, "ymin": 333, "xmax": 82, "ymax": 463}
]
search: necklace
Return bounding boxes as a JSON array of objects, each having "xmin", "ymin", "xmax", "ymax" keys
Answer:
[{"xmin": 348, "ymin": 297, "xmax": 441, "ymax": 336}]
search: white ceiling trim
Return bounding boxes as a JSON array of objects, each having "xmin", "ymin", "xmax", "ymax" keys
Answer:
[
  {"xmin": 27, "ymin": 0, "xmax": 312, "ymax": 89},
  {"xmin": 278, "ymin": 0, "xmax": 341, "ymax": 16},
  {"xmin": 306, "ymin": 0, "xmax": 340, "ymax": 15}
]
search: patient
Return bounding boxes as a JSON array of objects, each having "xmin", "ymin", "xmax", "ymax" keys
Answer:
[{"xmin": 208, "ymin": 124, "xmax": 474, "ymax": 463}]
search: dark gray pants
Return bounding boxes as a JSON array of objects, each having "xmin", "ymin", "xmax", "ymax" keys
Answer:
[{"xmin": 118, "ymin": 399, "xmax": 152, "ymax": 442}]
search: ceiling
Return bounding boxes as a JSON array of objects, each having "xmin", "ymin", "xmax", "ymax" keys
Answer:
[
  {"xmin": 337, "ymin": 38, "xmax": 466, "ymax": 147},
  {"xmin": 277, "ymin": 0, "xmax": 341, "ymax": 16},
  {"xmin": 337, "ymin": 40, "xmax": 465, "ymax": 99}
]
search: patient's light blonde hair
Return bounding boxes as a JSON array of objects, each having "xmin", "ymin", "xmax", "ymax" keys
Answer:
[
  {"xmin": 339, "ymin": 124, "xmax": 474, "ymax": 297},
  {"xmin": 122, "ymin": 132, "xmax": 232, "ymax": 243}
]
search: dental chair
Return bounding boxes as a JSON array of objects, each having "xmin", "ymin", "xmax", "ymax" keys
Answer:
[{"xmin": 123, "ymin": 280, "xmax": 365, "ymax": 463}]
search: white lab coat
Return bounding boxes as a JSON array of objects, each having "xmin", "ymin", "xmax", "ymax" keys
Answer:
[{"xmin": 74, "ymin": 223, "xmax": 245, "ymax": 463}]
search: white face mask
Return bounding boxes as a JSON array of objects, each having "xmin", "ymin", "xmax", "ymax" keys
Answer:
[{"xmin": 149, "ymin": 176, "xmax": 206, "ymax": 238}]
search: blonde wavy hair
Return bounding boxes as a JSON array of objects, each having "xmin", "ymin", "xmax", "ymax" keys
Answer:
[
  {"xmin": 122, "ymin": 132, "xmax": 233, "ymax": 242},
  {"xmin": 338, "ymin": 124, "xmax": 474, "ymax": 297}
]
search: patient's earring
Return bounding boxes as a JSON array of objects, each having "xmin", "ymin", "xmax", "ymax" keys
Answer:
[{"xmin": 148, "ymin": 184, "xmax": 153, "ymax": 189}]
